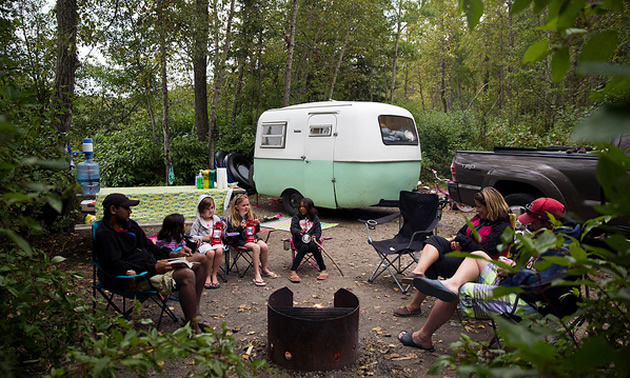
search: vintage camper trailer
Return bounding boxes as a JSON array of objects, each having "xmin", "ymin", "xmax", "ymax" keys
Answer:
[{"xmin": 253, "ymin": 101, "xmax": 422, "ymax": 214}]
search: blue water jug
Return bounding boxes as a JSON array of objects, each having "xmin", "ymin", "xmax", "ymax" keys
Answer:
[{"xmin": 76, "ymin": 138, "xmax": 100, "ymax": 194}]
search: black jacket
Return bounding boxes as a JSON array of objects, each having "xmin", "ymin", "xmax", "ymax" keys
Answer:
[{"xmin": 94, "ymin": 217, "xmax": 171, "ymax": 283}]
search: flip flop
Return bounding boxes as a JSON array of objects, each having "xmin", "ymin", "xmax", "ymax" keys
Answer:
[
  {"xmin": 253, "ymin": 278, "xmax": 267, "ymax": 286},
  {"xmin": 393, "ymin": 306, "xmax": 422, "ymax": 317},
  {"xmin": 317, "ymin": 272, "xmax": 329, "ymax": 280},
  {"xmin": 209, "ymin": 282, "xmax": 221, "ymax": 289},
  {"xmin": 413, "ymin": 277, "xmax": 457, "ymax": 302},
  {"xmin": 398, "ymin": 331, "xmax": 434, "ymax": 351},
  {"xmin": 401, "ymin": 272, "xmax": 425, "ymax": 284},
  {"xmin": 203, "ymin": 282, "xmax": 214, "ymax": 289},
  {"xmin": 288, "ymin": 275, "xmax": 301, "ymax": 283},
  {"xmin": 263, "ymin": 271, "xmax": 278, "ymax": 278}
]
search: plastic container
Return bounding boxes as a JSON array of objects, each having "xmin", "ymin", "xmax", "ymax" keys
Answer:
[
  {"xmin": 77, "ymin": 158, "xmax": 100, "ymax": 194},
  {"xmin": 196, "ymin": 172, "xmax": 203, "ymax": 189},
  {"xmin": 202, "ymin": 170, "xmax": 210, "ymax": 189},
  {"xmin": 217, "ymin": 168, "xmax": 228, "ymax": 189},
  {"xmin": 209, "ymin": 169, "xmax": 216, "ymax": 188},
  {"xmin": 76, "ymin": 138, "xmax": 100, "ymax": 194}
]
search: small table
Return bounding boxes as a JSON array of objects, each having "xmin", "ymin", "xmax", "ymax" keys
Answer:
[{"xmin": 94, "ymin": 186, "xmax": 242, "ymax": 223}]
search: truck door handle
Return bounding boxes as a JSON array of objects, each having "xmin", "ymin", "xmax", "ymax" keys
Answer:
[{"xmin": 300, "ymin": 156, "xmax": 306, "ymax": 160}]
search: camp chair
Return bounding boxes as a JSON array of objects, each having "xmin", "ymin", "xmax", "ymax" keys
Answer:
[
  {"xmin": 91, "ymin": 221, "xmax": 179, "ymax": 329},
  {"xmin": 282, "ymin": 237, "xmax": 343, "ymax": 276},
  {"xmin": 467, "ymin": 271, "xmax": 582, "ymax": 349},
  {"xmin": 360, "ymin": 191, "xmax": 440, "ymax": 293},
  {"xmin": 224, "ymin": 234, "xmax": 255, "ymax": 279}
]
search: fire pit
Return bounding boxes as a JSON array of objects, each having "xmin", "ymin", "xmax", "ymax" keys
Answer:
[{"xmin": 267, "ymin": 287, "xmax": 360, "ymax": 371}]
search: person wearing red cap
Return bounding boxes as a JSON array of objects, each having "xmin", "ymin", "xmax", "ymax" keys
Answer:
[
  {"xmin": 397, "ymin": 197, "xmax": 580, "ymax": 351},
  {"xmin": 94, "ymin": 193, "xmax": 210, "ymax": 333}
]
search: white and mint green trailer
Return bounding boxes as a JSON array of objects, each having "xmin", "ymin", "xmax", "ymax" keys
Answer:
[{"xmin": 253, "ymin": 101, "xmax": 422, "ymax": 214}]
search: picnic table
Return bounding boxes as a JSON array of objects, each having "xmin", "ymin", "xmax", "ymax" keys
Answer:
[{"xmin": 93, "ymin": 186, "xmax": 242, "ymax": 223}]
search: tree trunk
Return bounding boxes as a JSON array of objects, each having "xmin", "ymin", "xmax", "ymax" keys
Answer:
[
  {"xmin": 440, "ymin": 58, "xmax": 447, "ymax": 113},
  {"xmin": 390, "ymin": 0, "xmax": 403, "ymax": 102},
  {"xmin": 283, "ymin": 0, "xmax": 298, "ymax": 106},
  {"xmin": 255, "ymin": 29, "xmax": 263, "ymax": 124},
  {"xmin": 328, "ymin": 5, "xmax": 354, "ymax": 100},
  {"xmin": 158, "ymin": 0, "xmax": 172, "ymax": 183},
  {"xmin": 193, "ymin": 0, "xmax": 209, "ymax": 142},
  {"xmin": 208, "ymin": 0, "xmax": 236, "ymax": 168},
  {"xmin": 230, "ymin": 56, "xmax": 246, "ymax": 127},
  {"xmin": 52, "ymin": 0, "xmax": 79, "ymax": 135}
]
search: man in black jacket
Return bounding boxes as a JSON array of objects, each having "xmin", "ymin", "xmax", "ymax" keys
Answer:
[{"xmin": 94, "ymin": 193, "xmax": 209, "ymax": 332}]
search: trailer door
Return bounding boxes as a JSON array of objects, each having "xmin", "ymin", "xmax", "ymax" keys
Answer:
[{"xmin": 303, "ymin": 114, "xmax": 337, "ymax": 208}]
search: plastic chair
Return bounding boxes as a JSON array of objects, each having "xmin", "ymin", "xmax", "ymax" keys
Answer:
[
  {"xmin": 91, "ymin": 220, "xmax": 179, "ymax": 329},
  {"xmin": 360, "ymin": 191, "xmax": 440, "ymax": 293},
  {"xmin": 282, "ymin": 236, "xmax": 333, "ymax": 272}
]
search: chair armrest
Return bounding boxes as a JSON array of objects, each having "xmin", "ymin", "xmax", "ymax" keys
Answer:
[
  {"xmin": 358, "ymin": 212, "xmax": 401, "ymax": 227},
  {"xmin": 92, "ymin": 259, "xmax": 150, "ymax": 279},
  {"xmin": 404, "ymin": 218, "xmax": 440, "ymax": 249},
  {"xmin": 359, "ymin": 213, "xmax": 401, "ymax": 244}
]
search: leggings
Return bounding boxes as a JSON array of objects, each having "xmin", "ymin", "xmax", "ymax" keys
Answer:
[{"xmin": 291, "ymin": 240, "xmax": 326, "ymax": 271}]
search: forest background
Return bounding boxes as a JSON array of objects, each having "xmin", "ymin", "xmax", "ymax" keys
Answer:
[{"xmin": 5, "ymin": 0, "xmax": 629, "ymax": 192}]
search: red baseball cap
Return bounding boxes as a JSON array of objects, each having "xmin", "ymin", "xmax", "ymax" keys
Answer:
[{"xmin": 518, "ymin": 198, "xmax": 565, "ymax": 225}]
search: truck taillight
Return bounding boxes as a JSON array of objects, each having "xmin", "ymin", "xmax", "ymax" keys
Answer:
[{"xmin": 451, "ymin": 161, "xmax": 457, "ymax": 181}]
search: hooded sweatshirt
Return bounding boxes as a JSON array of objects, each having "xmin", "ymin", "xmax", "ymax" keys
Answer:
[{"xmin": 190, "ymin": 194, "xmax": 225, "ymax": 250}]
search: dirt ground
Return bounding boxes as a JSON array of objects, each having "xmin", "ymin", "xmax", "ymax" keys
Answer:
[{"xmin": 58, "ymin": 195, "xmax": 496, "ymax": 377}]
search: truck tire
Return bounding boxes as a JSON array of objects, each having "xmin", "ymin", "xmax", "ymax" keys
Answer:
[
  {"xmin": 504, "ymin": 193, "xmax": 537, "ymax": 218},
  {"xmin": 282, "ymin": 189, "xmax": 303, "ymax": 215}
]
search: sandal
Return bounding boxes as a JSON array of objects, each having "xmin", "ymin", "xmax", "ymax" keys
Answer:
[
  {"xmin": 203, "ymin": 282, "xmax": 214, "ymax": 289},
  {"xmin": 263, "ymin": 271, "xmax": 278, "ymax": 278},
  {"xmin": 398, "ymin": 331, "xmax": 434, "ymax": 351},
  {"xmin": 317, "ymin": 272, "xmax": 329, "ymax": 280},
  {"xmin": 288, "ymin": 274, "xmax": 301, "ymax": 283},
  {"xmin": 253, "ymin": 278, "xmax": 267, "ymax": 286},
  {"xmin": 393, "ymin": 306, "xmax": 422, "ymax": 317}
]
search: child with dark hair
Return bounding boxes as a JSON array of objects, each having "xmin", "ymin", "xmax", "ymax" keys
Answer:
[
  {"xmin": 156, "ymin": 213, "xmax": 193, "ymax": 256},
  {"xmin": 288, "ymin": 198, "xmax": 327, "ymax": 282}
]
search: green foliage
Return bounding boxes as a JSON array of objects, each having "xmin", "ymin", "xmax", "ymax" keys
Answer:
[
  {"xmin": 94, "ymin": 127, "xmax": 164, "ymax": 187},
  {"xmin": 430, "ymin": 143, "xmax": 630, "ymax": 376},
  {"xmin": 404, "ymin": 107, "xmax": 478, "ymax": 180},
  {"xmin": 59, "ymin": 322, "xmax": 274, "ymax": 377},
  {"xmin": 1, "ymin": 89, "xmax": 273, "ymax": 376}
]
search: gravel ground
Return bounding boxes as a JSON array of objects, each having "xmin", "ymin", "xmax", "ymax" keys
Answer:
[{"xmin": 58, "ymin": 194, "xmax": 495, "ymax": 377}]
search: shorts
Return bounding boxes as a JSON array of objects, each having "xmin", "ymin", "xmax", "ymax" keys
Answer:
[
  {"xmin": 148, "ymin": 270, "xmax": 177, "ymax": 296},
  {"xmin": 198, "ymin": 242, "xmax": 225, "ymax": 254},
  {"xmin": 458, "ymin": 263, "xmax": 535, "ymax": 319}
]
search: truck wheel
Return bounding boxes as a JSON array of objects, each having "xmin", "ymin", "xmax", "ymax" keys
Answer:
[
  {"xmin": 504, "ymin": 193, "xmax": 536, "ymax": 218},
  {"xmin": 282, "ymin": 189, "xmax": 303, "ymax": 215}
]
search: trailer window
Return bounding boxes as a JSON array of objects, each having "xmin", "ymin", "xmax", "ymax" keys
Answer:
[
  {"xmin": 378, "ymin": 115, "xmax": 418, "ymax": 145},
  {"xmin": 309, "ymin": 124, "xmax": 332, "ymax": 137},
  {"xmin": 260, "ymin": 122, "xmax": 287, "ymax": 148}
]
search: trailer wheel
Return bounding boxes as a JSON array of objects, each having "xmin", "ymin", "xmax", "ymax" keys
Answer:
[
  {"xmin": 282, "ymin": 189, "xmax": 303, "ymax": 215},
  {"xmin": 505, "ymin": 193, "xmax": 537, "ymax": 219}
]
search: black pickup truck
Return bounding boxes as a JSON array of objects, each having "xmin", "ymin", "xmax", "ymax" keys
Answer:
[{"xmin": 448, "ymin": 135, "xmax": 629, "ymax": 230}]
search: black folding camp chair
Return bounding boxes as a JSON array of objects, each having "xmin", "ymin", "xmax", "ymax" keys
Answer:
[
  {"xmin": 91, "ymin": 221, "xmax": 179, "ymax": 329},
  {"xmin": 360, "ymin": 191, "xmax": 440, "ymax": 293}
]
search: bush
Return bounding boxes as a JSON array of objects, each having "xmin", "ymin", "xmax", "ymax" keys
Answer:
[
  {"xmin": 428, "ymin": 141, "xmax": 630, "ymax": 376},
  {"xmin": 1, "ymin": 92, "xmax": 274, "ymax": 376}
]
